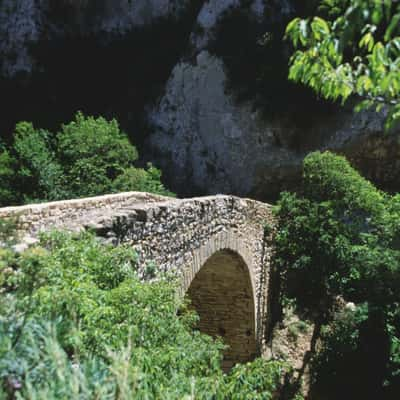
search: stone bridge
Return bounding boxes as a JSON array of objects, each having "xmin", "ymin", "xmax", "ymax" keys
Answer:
[{"xmin": 0, "ymin": 192, "xmax": 274, "ymax": 370}]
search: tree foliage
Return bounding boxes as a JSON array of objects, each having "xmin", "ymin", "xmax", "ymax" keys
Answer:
[
  {"xmin": 0, "ymin": 231, "xmax": 290, "ymax": 399},
  {"xmin": 0, "ymin": 113, "xmax": 173, "ymax": 206},
  {"xmin": 274, "ymin": 151, "xmax": 400, "ymax": 398},
  {"xmin": 285, "ymin": 0, "xmax": 400, "ymax": 130}
]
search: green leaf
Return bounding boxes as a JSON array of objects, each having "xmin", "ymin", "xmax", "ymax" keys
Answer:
[
  {"xmin": 359, "ymin": 32, "xmax": 375, "ymax": 51},
  {"xmin": 384, "ymin": 13, "xmax": 400, "ymax": 42},
  {"xmin": 354, "ymin": 99, "xmax": 373, "ymax": 112},
  {"xmin": 311, "ymin": 16, "xmax": 330, "ymax": 40}
]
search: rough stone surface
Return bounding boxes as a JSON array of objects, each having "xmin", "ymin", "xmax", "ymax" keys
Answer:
[
  {"xmin": 148, "ymin": 50, "xmax": 297, "ymax": 198},
  {"xmin": 154, "ymin": 0, "xmax": 400, "ymax": 198},
  {"xmin": 0, "ymin": 192, "xmax": 166, "ymax": 236},
  {"xmin": 267, "ymin": 308, "xmax": 315, "ymax": 397},
  {"xmin": 2, "ymin": 0, "xmax": 400, "ymax": 201},
  {"xmin": 190, "ymin": 0, "xmax": 242, "ymax": 51},
  {"xmin": 0, "ymin": 0, "xmax": 42, "ymax": 77},
  {"xmin": 0, "ymin": 192, "xmax": 274, "ymax": 362},
  {"xmin": 0, "ymin": 0, "xmax": 190, "ymax": 77},
  {"xmin": 188, "ymin": 250, "xmax": 257, "ymax": 371},
  {"xmin": 146, "ymin": 0, "xmax": 400, "ymax": 200}
]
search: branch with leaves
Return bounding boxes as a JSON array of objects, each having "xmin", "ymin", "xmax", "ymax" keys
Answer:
[{"xmin": 285, "ymin": 0, "xmax": 400, "ymax": 130}]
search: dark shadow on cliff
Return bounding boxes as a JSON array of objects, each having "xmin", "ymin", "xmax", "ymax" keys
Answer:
[
  {"xmin": 0, "ymin": 1, "xmax": 204, "ymax": 147},
  {"xmin": 209, "ymin": 0, "xmax": 341, "ymax": 152}
]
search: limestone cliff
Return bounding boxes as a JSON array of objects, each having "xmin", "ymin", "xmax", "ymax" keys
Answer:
[
  {"xmin": 1, "ymin": 0, "xmax": 399, "ymax": 200},
  {"xmin": 146, "ymin": 0, "xmax": 399, "ymax": 199},
  {"xmin": 0, "ymin": 0, "xmax": 190, "ymax": 77}
]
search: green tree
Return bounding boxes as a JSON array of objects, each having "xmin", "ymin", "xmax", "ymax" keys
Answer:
[
  {"xmin": 0, "ymin": 113, "xmax": 173, "ymax": 206},
  {"xmin": 56, "ymin": 112, "xmax": 139, "ymax": 198},
  {"xmin": 0, "ymin": 147, "xmax": 17, "ymax": 205},
  {"xmin": 274, "ymin": 151, "xmax": 400, "ymax": 398},
  {"xmin": 285, "ymin": 0, "xmax": 400, "ymax": 130},
  {"xmin": 111, "ymin": 165, "xmax": 175, "ymax": 198}
]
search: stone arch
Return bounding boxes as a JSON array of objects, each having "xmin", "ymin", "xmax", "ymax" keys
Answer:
[{"xmin": 184, "ymin": 231, "xmax": 258, "ymax": 371}]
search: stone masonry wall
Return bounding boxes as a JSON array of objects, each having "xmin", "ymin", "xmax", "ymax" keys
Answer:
[
  {"xmin": 0, "ymin": 192, "xmax": 166, "ymax": 237},
  {"xmin": 188, "ymin": 250, "xmax": 257, "ymax": 371},
  {"xmin": 0, "ymin": 192, "xmax": 274, "ymax": 355}
]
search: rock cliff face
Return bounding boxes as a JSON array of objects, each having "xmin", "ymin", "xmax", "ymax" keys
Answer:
[
  {"xmin": 147, "ymin": 46, "xmax": 396, "ymax": 199},
  {"xmin": 0, "ymin": 0, "xmax": 200, "ymax": 142},
  {"xmin": 1, "ymin": 0, "xmax": 399, "ymax": 200},
  {"xmin": 0, "ymin": 0, "xmax": 190, "ymax": 77},
  {"xmin": 146, "ymin": 0, "xmax": 400, "ymax": 199}
]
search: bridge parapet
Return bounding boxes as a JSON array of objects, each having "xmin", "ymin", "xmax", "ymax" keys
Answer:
[{"xmin": 0, "ymin": 192, "xmax": 167, "ymax": 237}]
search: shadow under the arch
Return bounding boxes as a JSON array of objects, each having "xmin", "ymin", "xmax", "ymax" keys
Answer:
[{"xmin": 186, "ymin": 249, "xmax": 257, "ymax": 372}]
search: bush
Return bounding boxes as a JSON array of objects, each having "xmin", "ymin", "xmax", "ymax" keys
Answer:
[
  {"xmin": 111, "ymin": 165, "xmax": 175, "ymax": 197},
  {"xmin": 0, "ymin": 113, "xmax": 173, "ymax": 206},
  {"xmin": 0, "ymin": 147, "xmax": 17, "ymax": 205},
  {"xmin": 0, "ymin": 217, "xmax": 19, "ymax": 294},
  {"xmin": 274, "ymin": 151, "xmax": 400, "ymax": 398},
  {"xmin": 0, "ymin": 231, "xmax": 288, "ymax": 399},
  {"xmin": 56, "ymin": 113, "xmax": 138, "ymax": 199},
  {"xmin": 303, "ymin": 151, "xmax": 387, "ymax": 227},
  {"xmin": 12, "ymin": 122, "xmax": 65, "ymax": 204},
  {"xmin": 310, "ymin": 304, "xmax": 390, "ymax": 400},
  {"xmin": 222, "ymin": 359, "xmax": 287, "ymax": 400}
]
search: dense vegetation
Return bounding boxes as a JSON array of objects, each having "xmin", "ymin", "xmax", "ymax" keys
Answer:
[
  {"xmin": 1, "ymin": 2, "xmax": 399, "ymax": 399},
  {"xmin": 2, "ymin": 151, "xmax": 399, "ymax": 399},
  {"xmin": 274, "ymin": 151, "xmax": 400, "ymax": 399},
  {"xmin": 0, "ymin": 230, "xmax": 292, "ymax": 399},
  {"xmin": 0, "ymin": 113, "xmax": 173, "ymax": 206},
  {"xmin": 286, "ymin": 0, "xmax": 400, "ymax": 129},
  {"xmin": 280, "ymin": 3, "xmax": 400, "ymax": 396}
]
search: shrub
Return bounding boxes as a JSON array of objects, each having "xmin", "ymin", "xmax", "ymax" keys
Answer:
[
  {"xmin": 0, "ymin": 217, "xmax": 18, "ymax": 247},
  {"xmin": 12, "ymin": 122, "xmax": 65, "ymax": 204},
  {"xmin": 0, "ymin": 217, "xmax": 19, "ymax": 294},
  {"xmin": 0, "ymin": 316, "xmax": 289, "ymax": 400},
  {"xmin": 56, "ymin": 113, "xmax": 138, "ymax": 199},
  {"xmin": 0, "ymin": 113, "xmax": 174, "ymax": 206},
  {"xmin": 274, "ymin": 151, "xmax": 400, "ymax": 398},
  {"xmin": 0, "ymin": 231, "xmax": 288, "ymax": 399},
  {"xmin": 0, "ymin": 147, "xmax": 17, "ymax": 205},
  {"xmin": 303, "ymin": 151, "xmax": 387, "ymax": 227},
  {"xmin": 111, "ymin": 165, "xmax": 174, "ymax": 197},
  {"xmin": 222, "ymin": 358, "xmax": 288, "ymax": 400}
]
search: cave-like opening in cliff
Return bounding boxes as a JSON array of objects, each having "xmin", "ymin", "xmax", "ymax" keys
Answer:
[{"xmin": 187, "ymin": 250, "xmax": 257, "ymax": 371}]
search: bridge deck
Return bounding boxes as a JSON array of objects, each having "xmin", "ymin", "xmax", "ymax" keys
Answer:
[
  {"xmin": 0, "ymin": 192, "xmax": 168, "ymax": 239},
  {"xmin": 0, "ymin": 192, "xmax": 270, "ymax": 243}
]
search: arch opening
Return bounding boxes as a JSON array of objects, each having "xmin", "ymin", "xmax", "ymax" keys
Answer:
[{"xmin": 187, "ymin": 249, "xmax": 257, "ymax": 371}]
